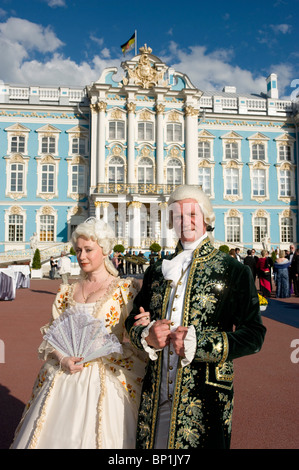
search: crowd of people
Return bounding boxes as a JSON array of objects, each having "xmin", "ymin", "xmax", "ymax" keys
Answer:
[{"xmin": 230, "ymin": 244, "xmax": 299, "ymax": 299}]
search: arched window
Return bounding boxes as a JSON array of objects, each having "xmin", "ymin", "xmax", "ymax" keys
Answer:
[
  {"xmin": 108, "ymin": 156, "xmax": 125, "ymax": 184},
  {"xmin": 167, "ymin": 158, "xmax": 182, "ymax": 185},
  {"xmin": 281, "ymin": 217, "xmax": 294, "ymax": 243},
  {"xmin": 8, "ymin": 214, "xmax": 24, "ymax": 242},
  {"xmin": 138, "ymin": 157, "xmax": 154, "ymax": 184},
  {"xmin": 254, "ymin": 217, "xmax": 267, "ymax": 243},
  {"xmin": 39, "ymin": 214, "xmax": 55, "ymax": 242},
  {"xmin": 226, "ymin": 217, "xmax": 240, "ymax": 243}
]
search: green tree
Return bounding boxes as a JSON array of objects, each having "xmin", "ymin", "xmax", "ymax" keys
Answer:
[
  {"xmin": 113, "ymin": 244, "xmax": 125, "ymax": 253},
  {"xmin": 32, "ymin": 248, "xmax": 41, "ymax": 269},
  {"xmin": 218, "ymin": 245, "xmax": 229, "ymax": 254},
  {"xmin": 149, "ymin": 242, "xmax": 161, "ymax": 253}
]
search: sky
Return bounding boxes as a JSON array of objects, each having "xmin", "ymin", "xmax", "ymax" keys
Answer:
[{"xmin": 0, "ymin": 0, "xmax": 298, "ymax": 100}]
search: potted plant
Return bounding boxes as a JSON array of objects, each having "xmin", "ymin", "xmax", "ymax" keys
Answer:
[
  {"xmin": 258, "ymin": 293, "xmax": 268, "ymax": 311},
  {"xmin": 31, "ymin": 248, "xmax": 43, "ymax": 278}
]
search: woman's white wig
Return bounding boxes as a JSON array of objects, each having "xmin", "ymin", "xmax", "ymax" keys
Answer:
[
  {"xmin": 167, "ymin": 185, "xmax": 215, "ymax": 240},
  {"xmin": 71, "ymin": 217, "xmax": 118, "ymax": 277}
]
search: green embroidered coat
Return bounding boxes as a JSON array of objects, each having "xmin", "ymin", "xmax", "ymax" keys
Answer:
[{"xmin": 125, "ymin": 237, "xmax": 266, "ymax": 449}]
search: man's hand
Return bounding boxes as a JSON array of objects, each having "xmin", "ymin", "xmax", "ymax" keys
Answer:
[
  {"xmin": 146, "ymin": 319, "xmax": 171, "ymax": 349},
  {"xmin": 170, "ymin": 326, "xmax": 188, "ymax": 357}
]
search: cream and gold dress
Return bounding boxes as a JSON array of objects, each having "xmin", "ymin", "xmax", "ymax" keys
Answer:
[{"xmin": 11, "ymin": 278, "xmax": 147, "ymax": 449}]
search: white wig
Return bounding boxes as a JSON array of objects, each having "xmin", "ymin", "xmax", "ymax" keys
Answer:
[
  {"xmin": 71, "ymin": 217, "xmax": 118, "ymax": 276},
  {"xmin": 167, "ymin": 185, "xmax": 215, "ymax": 240}
]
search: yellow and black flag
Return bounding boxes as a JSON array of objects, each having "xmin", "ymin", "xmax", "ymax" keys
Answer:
[{"xmin": 120, "ymin": 32, "xmax": 136, "ymax": 56}]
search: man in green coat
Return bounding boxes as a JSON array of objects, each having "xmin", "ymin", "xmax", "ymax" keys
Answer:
[{"xmin": 126, "ymin": 185, "xmax": 266, "ymax": 449}]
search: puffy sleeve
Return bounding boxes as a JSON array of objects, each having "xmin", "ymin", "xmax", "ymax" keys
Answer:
[{"xmin": 37, "ymin": 284, "xmax": 71, "ymax": 360}]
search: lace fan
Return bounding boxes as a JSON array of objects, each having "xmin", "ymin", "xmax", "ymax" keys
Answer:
[{"xmin": 43, "ymin": 306, "xmax": 123, "ymax": 364}]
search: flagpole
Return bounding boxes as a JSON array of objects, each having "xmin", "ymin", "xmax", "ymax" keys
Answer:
[{"xmin": 135, "ymin": 29, "xmax": 137, "ymax": 55}]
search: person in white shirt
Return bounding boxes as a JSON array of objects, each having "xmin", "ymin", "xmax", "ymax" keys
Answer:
[
  {"xmin": 57, "ymin": 251, "xmax": 72, "ymax": 284},
  {"xmin": 126, "ymin": 185, "xmax": 266, "ymax": 449}
]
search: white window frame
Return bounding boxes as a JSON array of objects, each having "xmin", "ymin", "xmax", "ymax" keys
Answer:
[
  {"xmin": 166, "ymin": 157, "xmax": 183, "ymax": 186},
  {"xmin": 4, "ymin": 206, "xmax": 27, "ymax": 246},
  {"xmin": 248, "ymin": 161, "xmax": 270, "ymax": 202},
  {"xmin": 137, "ymin": 157, "xmax": 154, "ymax": 184},
  {"xmin": 36, "ymin": 124, "xmax": 61, "ymax": 158},
  {"xmin": 5, "ymin": 154, "xmax": 29, "ymax": 199},
  {"xmin": 108, "ymin": 155, "xmax": 125, "ymax": 184},
  {"xmin": 166, "ymin": 123, "xmax": 183, "ymax": 143},
  {"xmin": 276, "ymin": 162, "xmax": 296, "ymax": 201},
  {"xmin": 138, "ymin": 121, "xmax": 154, "ymax": 141},
  {"xmin": 36, "ymin": 206, "xmax": 57, "ymax": 244},
  {"xmin": 279, "ymin": 210, "xmax": 296, "ymax": 246},
  {"xmin": 36, "ymin": 155, "xmax": 59, "ymax": 199},
  {"xmin": 108, "ymin": 120, "xmax": 125, "ymax": 141}
]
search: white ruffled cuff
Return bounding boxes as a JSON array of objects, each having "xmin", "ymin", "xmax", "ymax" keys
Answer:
[
  {"xmin": 181, "ymin": 325, "xmax": 197, "ymax": 367},
  {"xmin": 141, "ymin": 320, "xmax": 161, "ymax": 360}
]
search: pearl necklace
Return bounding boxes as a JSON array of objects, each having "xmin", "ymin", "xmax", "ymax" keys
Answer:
[{"xmin": 82, "ymin": 273, "xmax": 110, "ymax": 303}]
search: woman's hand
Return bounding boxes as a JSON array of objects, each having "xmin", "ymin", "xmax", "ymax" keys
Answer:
[
  {"xmin": 134, "ymin": 306, "xmax": 151, "ymax": 327},
  {"xmin": 54, "ymin": 350, "xmax": 84, "ymax": 374}
]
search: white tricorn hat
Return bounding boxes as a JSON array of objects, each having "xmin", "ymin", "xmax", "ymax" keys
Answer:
[{"xmin": 167, "ymin": 185, "xmax": 215, "ymax": 231}]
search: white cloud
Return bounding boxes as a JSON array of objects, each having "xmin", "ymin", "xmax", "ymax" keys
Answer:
[
  {"xmin": 270, "ymin": 23, "xmax": 292, "ymax": 34},
  {"xmin": 46, "ymin": 0, "xmax": 66, "ymax": 7},
  {"xmin": 0, "ymin": 17, "xmax": 64, "ymax": 53},
  {"xmin": 161, "ymin": 42, "xmax": 267, "ymax": 95}
]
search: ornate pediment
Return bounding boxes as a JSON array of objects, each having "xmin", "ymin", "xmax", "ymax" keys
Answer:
[{"xmin": 122, "ymin": 44, "xmax": 168, "ymax": 89}]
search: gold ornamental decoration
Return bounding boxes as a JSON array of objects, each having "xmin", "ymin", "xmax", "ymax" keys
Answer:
[{"xmin": 123, "ymin": 44, "xmax": 167, "ymax": 89}]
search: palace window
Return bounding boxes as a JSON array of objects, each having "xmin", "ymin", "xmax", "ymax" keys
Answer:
[
  {"xmin": 167, "ymin": 158, "xmax": 183, "ymax": 185},
  {"xmin": 109, "ymin": 121, "xmax": 125, "ymax": 140},
  {"xmin": 279, "ymin": 145, "xmax": 291, "ymax": 161},
  {"xmin": 252, "ymin": 169, "xmax": 266, "ymax": 196},
  {"xmin": 42, "ymin": 137, "xmax": 56, "ymax": 154},
  {"xmin": 166, "ymin": 123, "xmax": 182, "ymax": 142},
  {"xmin": 72, "ymin": 137, "xmax": 86, "ymax": 155},
  {"xmin": 41, "ymin": 164, "xmax": 55, "ymax": 193},
  {"xmin": 279, "ymin": 169, "xmax": 291, "ymax": 197},
  {"xmin": 138, "ymin": 122, "xmax": 154, "ymax": 141},
  {"xmin": 198, "ymin": 167, "xmax": 211, "ymax": 195},
  {"xmin": 8, "ymin": 214, "xmax": 24, "ymax": 242},
  {"xmin": 225, "ymin": 168, "xmax": 239, "ymax": 195},
  {"xmin": 254, "ymin": 217, "xmax": 267, "ymax": 243},
  {"xmin": 225, "ymin": 142, "xmax": 239, "ymax": 159},
  {"xmin": 281, "ymin": 217, "xmax": 294, "ymax": 243},
  {"xmin": 71, "ymin": 165, "xmax": 86, "ymax": 193},
  {"xmin": 108, "ymin": 156, "xmax": 125, "ymax": 184},
  {"xmin": 198, "ymin": 141, "xmax": 211, "ymax": 159},
  {"xmin": 39, "ymin": 215, "xmax": 55, "ymax": 242},
  {"xmin": 252, "ymin": 143, "xmax": 265, "ymax": 161},
  {"xmin": 11, "ymin": 136, "xmax": 25, "ymax": 154},
  {"xmin": 226, "ymin": 217, "xmax": 241, "ymax": 243},
  {"xmin": 138, "ymin": 157, "xmax": 154, "ymax": 184},
  {"xmin": 10, "ymin": 163, "xmax": 24, "ymax": 193}
]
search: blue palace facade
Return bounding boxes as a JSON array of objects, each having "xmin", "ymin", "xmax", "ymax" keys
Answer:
[{"xmin": 0, "ymin": 44, "xmax": 298, "ymax": 262}]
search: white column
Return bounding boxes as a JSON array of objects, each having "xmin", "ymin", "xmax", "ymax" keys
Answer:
[
  {"xmin": 90, "ymin": 104, "xmax": 98, "ymax": 189},
  {"xmin": 97, "ymin": 101, "xmax": 107, "ymax": 187},
  {"xmin": 94, "ymin": 201, "xmax": 101, "ymax": 220},
  {"xmin": 185, "ymin": 105, "xmax": 199, "ymax": 185},
  {"xmin": 101, "ymin": 201, "xmax": 109, "ymax": 223},
  {"xmin": 127, "ymin": 102, "xmax": 136, "ymax": 185},
  {"xmin": 156, "ymin": 103, "xmax": 165, "ymax": 186},
  {"xmin": 128, "ymin": 201, "xmax": 141, "ymax": 249}
]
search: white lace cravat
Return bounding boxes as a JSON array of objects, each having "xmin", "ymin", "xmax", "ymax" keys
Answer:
[{"xmin": 162, "ymin": 250, "xmax": 193, "ymax": 287}]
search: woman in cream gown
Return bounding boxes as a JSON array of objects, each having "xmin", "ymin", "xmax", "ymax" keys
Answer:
[{"xmin": 11, "ymin": 219, "xmax": 149, "ymax": 449}]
